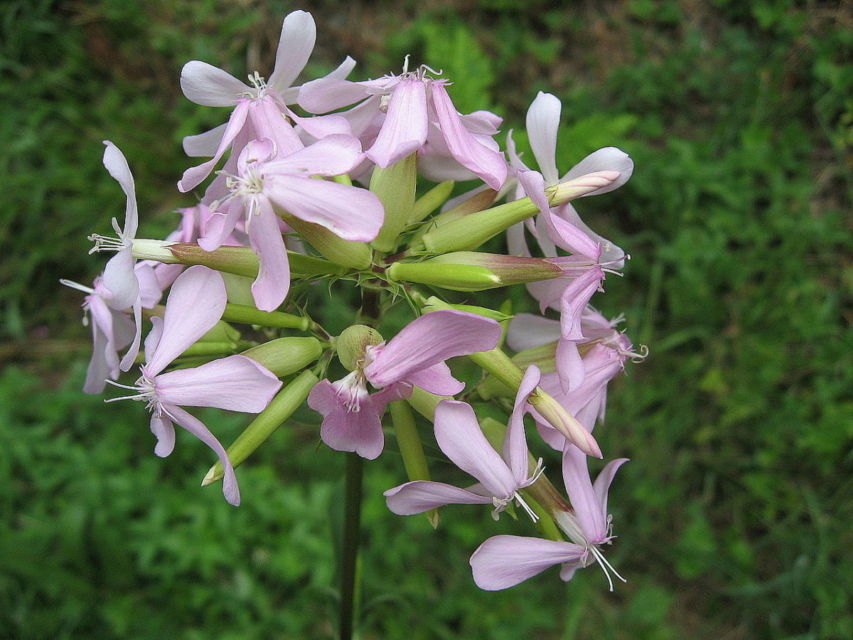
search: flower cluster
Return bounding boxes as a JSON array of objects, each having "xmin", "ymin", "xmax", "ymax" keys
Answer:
[{"xmin": 68, "ymin": 10, "xmax": 644, "ymax": 592}]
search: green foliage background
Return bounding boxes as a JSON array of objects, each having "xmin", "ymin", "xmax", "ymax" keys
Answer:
[{"xmin": 1, "ymin": 0, "xmax": 850, "ymax": 638}]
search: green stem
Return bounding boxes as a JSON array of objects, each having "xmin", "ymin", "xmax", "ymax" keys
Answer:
[{"xmin": 340, "ymin": 452, "xmax": 363, "ymax": 640}]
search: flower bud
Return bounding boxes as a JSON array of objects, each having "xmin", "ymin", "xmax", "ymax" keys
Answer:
[
  {"xmin": 335, "ymin": 325, "xmax": 384, "ymax": 371},
  {"xmin": 282, "ymin": 216, "xmax": 372, "ymax": 270},
  {"xmin": 242, "ymin": 337, "xmax": 323, "ymax": 377},
  {"xmin": 418, "ymin": 171, "xmax": 620, "ymax": 254},
  {"xmin": 370, "ymin": 153, "xmax": 417, "ymax": 252},
  {"xmin": 408, "ymin": 180, "xmax": 454, "ymax": 225},
  {"xmin": 388, "ymin": 252, "xmax": 563, "ymax": 291},
  {"xmin": 202, "ymin": 370, "xmax": 319, "ymax": 486}
]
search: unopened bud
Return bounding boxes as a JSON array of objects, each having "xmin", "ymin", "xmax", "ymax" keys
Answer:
[
  {"xmin": 419, "ymin": 171, "xmax": 620, "ymax": 254},
  {"xmin": 202, "ymin": 370, "xmax": 319, "ymax": 485},
  {"xmin": 242, "ymin": 337, "xmax": 323, "ymax": 377},
  {"xmin": 371, "ymin": 153, "xmax": 417, "ymax": 252},
  {"xmin": 281, "ymin": 216, "xmax": 372, "ymax": 270},
  {"xmin": 336, "ymin": 325, "xmax": 384, "ymax": 371}
]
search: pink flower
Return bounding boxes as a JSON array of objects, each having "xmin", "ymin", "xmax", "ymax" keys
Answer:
[
  {"xmin": 178, "ymin": 10, "xmax": 355, "ymax": 193},
  {"xmin": 299, "ymin": 64, "xmax": 507, "ymax": 188},
  {"xmin": 197, "ymin": 136, "xmax": 383, "ymax": 311},
  {"xmin": 384, "ymin": 366, "xmax": 543, "ymax": 520},
  {"xmin": 107, "ymin": 266, "xmax": 282, "ymax": 505},
  {"xmin": 84, "ymin": 142, "xmax": 164, "ymax": 375},
  {"xmin": 469, "ymin": 449, "xmax": 628, "ymax": 591},
  {"xmin": 308, "ymin": 310, "xmax": 502, "ymax": 459}
]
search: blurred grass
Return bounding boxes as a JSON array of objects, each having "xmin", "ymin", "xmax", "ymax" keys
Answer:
[{"xmin": 1, "ymin": 0, "xmax": 851, "ymax": 638}]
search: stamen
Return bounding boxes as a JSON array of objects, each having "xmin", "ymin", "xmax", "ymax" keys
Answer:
[
  {"xmin": 59, "ymin": 279, "xmax": 94, "ymax": 295},
  {"xmin": 87, "ymin": 233, "xmax": 128, "ymax": 254},
  {"xmin": 513, "ymin": 491, "xmax": 540, "ymax": 523},
  {"xmin": 589, "ymin": 545, "xmax": 627, "ymax": 592}
]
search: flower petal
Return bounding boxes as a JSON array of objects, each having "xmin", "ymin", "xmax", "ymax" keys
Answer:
[
  {"xmin": 506, "ymin": 314, "xmax": 560, "ymax": 352},
  {"xmin": 384, "ymin": 481, "xmax": 492, "ymax": 514},
  {"xmin": 178, "ymin": 100, "xmax": 250, "ymax": 193},
  {"xmin": 364, "ymin": 310, "xmax": 500, "ymax": 388},
  {"xmin": 180, "ymin": 60, "xmax": 246, "ymax": 107},
  {"xmin": 593, "ymin": 457, "xmax": 629, "ymax": 521},
  {"xmin": 155, "ymin": 355, "xmax": 281, "ymax": 412},
  {"xmin": 559, "ymin": 267, "xmax": 605, "ymax": 341},
  {"xmin": 102, "ymin": 141, "xmax": 138, "ymax": 240},
  {"xmin": 247, "ymin": 199, "xmax": 291, "ymax": 312},
  {"xmin": 431, "ymin": 83, "xmax": 507, "ymax": 190},
  {"xmin": 404, "ymin": 362, "xmax": 464, "ymax": 396},
  {"xmin": 101, "ymin": 248, "xmax": 139, "ymax": 311},
  {"xmin": 504, "ymin": 365, "xmax": 540, "ymax": 484},
  {"xmin": 562, "ymin": 444, "xmax": 606, "ymax": 542},
  {"xmin": 264, "ymin": 134, "xmax": 363, "ymax": 176},
  {"xmin": 434, "ymin": 400, "xmax": 516, "ymax": 498},
  {"xmin": 145, "ymin": 266, "xmax": 227, "ymax": 376},
  {"xmin": 307, "ymin": 380, "xmax": 385, "ymax": 459},
  {"xmin": 183, "ymin": 122, "xmax": 227, "ymax": 158},
  {"xmin": 470, "ymin": 535, "xmax": 585, "ymax": 590},
  {"xmin": 366, "ymin": 78, "xmax": 428, "ymax": 167},
  {"xmin": 150, "ymin": 413, "xmax": 176, "ymax": 458},
  {"xmin": 562, "ymin": 147, "xmax": 633, "ymax": 196},
  {"xmin": 267, "ymin": 10, "xmax": 316, "ymax": 94},
  {"xmin": 266, "ymin": 174, "xmax": 383, "ymax": 242},
  {"xmin": 526, "ymin": 92, "xmax": 561, "ymax": 186},
  {"xmin": 165, "ymin": 404, "xmax": 240, "ymax": 506}
]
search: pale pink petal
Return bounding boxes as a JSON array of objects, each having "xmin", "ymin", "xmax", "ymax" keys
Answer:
[
  {"xmin": 264, "ymin": 134, "xmax": 363, "ymax": 176},
  {"xmin": 555, "ymin": 336, "xmax": 584, "ymax": 392},
  {"xmin": 298, "ymin": 77, "xmax": 377, "ymax": 113},
  {"xmin": 431, "ymin": 83, "xmax": 507, "ymax": 190},
  {"xmin": 178, "ymin": 100, "xmax": 250, "ymax": 192},
  {"xmin": 265, "ymin": 174, "xmax": 383, "ymax": 242},
  {"xmin": 559, "ymin": 267, "xmax": 605, "ymax": 340},
  {"xmin": 283, "ymin": 55, "xmax": 357, "ymax": 104},
  {"xmin": 307, "ymin": 380, "xmax": 385, "ymax": 460},
  {"xmin": 144, "ymin": 316, "xmax": 163, "ymax": 363},
  {"xmin": 118, "ymin": 299, "xmax": 142, "ymax": 372},
  {"xmin": 102, "ymin": 141, "xmax": 138, "ymax": 240},
  {"xmin": 83, "ymin": 318, "xmax": 112, "ymax": 394},
  {"xmin": 384, "ymin": 481, "xmax": 492, "ymax": 514},
  {"xmin": 533, "ymin": 206, "xmax": 559, "ymax": 258},
  {"xmin": 145, "ymin": 266, "xmax": 227, "ymax": 376},
  {"xmin": 562, "ymin": 147, "xmax": 634, "ymax": 196},
  {"xmin": 102, "ymin": 249, "xmax": 139, "ymax": 311},
  {"xmin": 150, "ymin": 413, "xmax": 176, "ymax": 457},
  {"xmin": 593, "ymin": 458, "xmax": 629, "ymax": 520},
  {"xmin": 517, "ymin": 169, "xmax": 551, "ymax": 219},
  {"xmin": 366, "ymin": 79, "xmax": 428, "ymax": 167},
  {"xmin": 504, "ymin": 366, "xmax": 540, "ymax": 484},
  {"xmin": 288, "ymin": 111, "xmax": 353, "ymax": 140},
  {"xmin": 247, "ymin": 199, "xmax": 291, "ymax": 312},
  {"xmin": 404, "ymin": 362, "xmax": 464, "ymax": 396},
  {"xmin": 134, "ymin": 263, "xmax": 163, "ymax": 309},
  {"xmin": 526, "ymin": 92, "xmax": 561, "ymax": 185},
  {"xmin": 165, "ymin": 404, "xmax": 240, "ymax": 506},
  {"xmin": 434, "ymin": 400, "xmax": 516, "ymax": 498},
  {"xmin": 180, "ymin": 60, "xmax": 246, "ymax": 107},
  {"xmin": 155, "ymin": 355, "xmax": 281, "ymax": 412},
  {"xmin": 556, "ymin": 203, "xmax": 626, "ymax": 269},
  {"xmin": 470, "ymin": 535, "xmax": 586, "ymax": 590},
  {"xmin": 198, "ymin": 199, "xmax": 244, "ymax": 252},
  {"xmin": 183, "ymin": 123, "xmax": 227, "ymax": 158},
  {"xmin": 543, "ymin": 210, "xmax": 601, "ymax": 262},
  {"xmin": 364, "ymin": 310, "xmax": 500, "ymax": 388},
  {"xmin": 506, "ymin": 314, "xmax": 560, "ymax": 352},
  {"xmin": 562, "ymin": 444, "xmax": 605, "ymax": 542},
  {"xmin": 267, "ymin": 10, "xmax": 316, "ymax": 94},
  {"xmin": 246, "ymin": 98, "xmax": 304, "ymax": 158}
]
